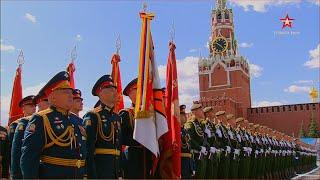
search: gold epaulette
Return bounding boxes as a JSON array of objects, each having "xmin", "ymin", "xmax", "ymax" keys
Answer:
[
  {"xmin": 201, "ymin": 119, "xmax": 207, "ymax": 125},
  {"xmin": 184, "ymin": 121, "xmax": 192, "ymax": 129},
  {"xmin": 38, "ymin": 108, "xmax": 53, "ymax": 116},
  {"xmin": 187, "ymin": 116, "xmax": 196, "ymax": 122},
  {"xmin": 10, "ymin": 119, "xmax": 21, "ymax": 126},
  {"xmin": 120, "ymin": 107, "xmax": 134, "ymax": 112},
  {"xmin": 70, "ymin": 112, "xmax": 76, "ymax": 116},
  {"xmin": 25, "ymin": 115, "xmax": 32, "ymax": 119},
  {"xmin": 93, "ymin": 106, "xmax": 103, "ymax": 113}
]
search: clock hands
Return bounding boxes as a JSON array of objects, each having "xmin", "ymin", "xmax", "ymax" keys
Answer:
[{"xmin": 216, "ymin": 42, "xmax": 224, "ymax": 49}]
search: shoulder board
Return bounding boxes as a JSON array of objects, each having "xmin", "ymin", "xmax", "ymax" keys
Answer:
[
  {"xmin": 120, "ymin": 107, "xmax": 134, "ymax": 114},
  {"xmin": 9, "ymin": 119, "xmax": 20, "ymax": 126},
  {"xmin": 37, "ymin": 108, "xmax": 53, "ymax": 116},
  {"xmin": 184, "ymin": 121, "xmax": 192, "ymax": 129},
  {"xmin": 25, "ymin": 115, "xmax": 33, "ymax": 120},
  {"xmin": 93, "ymin": 106, "xmax": 102, "ymax": 113},
  {"xmin": 187, "ymin": 116, "xmax": 195, "ymax": 122},
  {"xmin": 70, "ymin": 112, "xmax": 78, "ymax": 116}
]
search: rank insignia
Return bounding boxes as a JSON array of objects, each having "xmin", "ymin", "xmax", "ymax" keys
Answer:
[
  {"xmin": 18, "ymin": 124, "xmax": 24, "ymax": 131},
  {"xmin": 78, "ymin": 125, "xmax": 87, "ymax": 137},
  {"xmin": 85, "ymin": 120, "xmax": 91, "ymax": 126},
  {"xmin": 28, "ymin": 124, "xmax": 36, "ymax": 132},
  {"xmin": 54, "ymin": 117, "xmax": 62, "ymax": 124}
]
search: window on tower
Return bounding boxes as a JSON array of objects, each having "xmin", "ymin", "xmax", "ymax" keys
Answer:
[
  {"xmin": 230, "ymin": 60, "xmax": 235, "ymax": 67},
  {"xmin": 225, "ymin": 12, "xmax": 229, "ymax": 19},
  {"xmin": 217, "ymin": 11, "xmax": 222, "ymax": 20}
]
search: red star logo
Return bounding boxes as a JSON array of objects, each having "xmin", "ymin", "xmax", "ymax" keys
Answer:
[{"xmin": 280, "ymin": 14, "xmax": 295, "ymax": 29}]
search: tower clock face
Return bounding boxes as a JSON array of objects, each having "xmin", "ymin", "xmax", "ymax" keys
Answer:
[{"xmin": 211, "ymin": 37, "xmax": 228, "ymax": 53}]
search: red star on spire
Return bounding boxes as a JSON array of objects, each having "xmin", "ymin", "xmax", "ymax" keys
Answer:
[{"xmin": 280, "ymin": 14, "xmax": 295, "ymax": 29}]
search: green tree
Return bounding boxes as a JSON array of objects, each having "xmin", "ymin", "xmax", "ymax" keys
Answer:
[{"xmin": 308, "ymin": 115, "xmax": 319, "ymax": 138}]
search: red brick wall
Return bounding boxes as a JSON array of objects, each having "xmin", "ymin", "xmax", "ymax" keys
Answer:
[
  {"xmin": 199, "ymin": 66, "xmax": 251, "ymax": 118},
  {"xmin": 247, "ymin": 103, "xmax": 320, "ymax": 137}
]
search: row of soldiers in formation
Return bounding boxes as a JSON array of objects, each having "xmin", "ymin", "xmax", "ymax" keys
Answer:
[
  {"xmin": 0, "ymin": 69, "xmax": 317, "ymax": 179},
  {"xmin": 179, "ymin": 102, "xmax": 318, "ymax": 179}
]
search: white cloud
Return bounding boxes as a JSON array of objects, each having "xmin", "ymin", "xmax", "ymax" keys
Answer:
[
  {"xmin": 284, "ymin": 85, "xmax": 310, "ymax": 93},
  {"xmin": 308, "ymin": 0, "xmax": 320, "ymax": 5},
  {"xmin": 23, "ymin": 82, "xmax": 46, "ymax": 96},
  {"xmin": 25, "ymin": 13, "xmax": 37, "ymax": 23},
  {"xmin": 294, "ymin": 80, "xmax": 314, "ymax": 84},
  {"xmin": 1, "ymin": 95, "xmax": 11, "ymax": 126},
  {"xmin": 158, "ymin": 56, "xmax": 199, "ymax": 110},
  {"xmin": 249, "ymin": 63, "xmax": 263, "ymax": 78},
  {"xmin": 75, "ymin": 34, "xmax": 82, "ymax": 42},
  {"xmin": 304, "ymin": 44, "xmax": 320, "ymax": 69},
  {"xmin": 239, "ymin": 42, "xmax": 253, "ymax": 48},
  {"xmin": 1, "ymin": 43, "xmax": 15, "ymax": 52},
  {"xmin": 189, "ymin": 49, "xmax": 197, "ymax": 53},
  {"xmin": 230, "ymin": 0, "xmax": 301, "ymax": 12},
  {"xmin": 252, "ymin": 100, "xmax": 284, "ymax": 107}
]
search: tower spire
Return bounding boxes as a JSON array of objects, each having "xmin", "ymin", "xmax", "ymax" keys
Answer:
[{"xmin": 216, "ymin": 0, "xmax": 227, "ymax": 9}]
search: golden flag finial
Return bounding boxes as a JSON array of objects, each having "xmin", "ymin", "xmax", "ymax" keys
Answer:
[{"xmin": 309, "ymin": 87, "xmax": 318, "ymax": 103}]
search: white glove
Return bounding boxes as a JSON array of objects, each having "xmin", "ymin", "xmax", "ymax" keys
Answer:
[
  {"xmin": 204, "ymin": 126, "xmax": 212, "ymax": 138},
  {"xmin": 226, "ymin": 146, "xmax": 231, "ymax": 153},
  {"xmin": 200, "ymin": 146, "xmax": 207, "ymax": 155},
  {"xmin": 210, "ymin": 147, "xmax": 217, "ymax": 154},
  {"xmin": 216, "ymin": 128, "xmax": 222, "ymax": 137},
  {"xmin": 234, "ymin": 149, "xmax": 240, "ymax": 155}
]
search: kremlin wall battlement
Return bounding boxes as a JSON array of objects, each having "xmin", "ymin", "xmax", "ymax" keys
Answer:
[{"xmin": 248, "ymin": 102, "xmax": 319, "ymax": 137}]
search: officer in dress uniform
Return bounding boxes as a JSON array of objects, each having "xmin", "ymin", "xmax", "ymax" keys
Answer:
[
  {"xmin": 83, "ymin": 75, "xmax": 122, "ymax": 179},
  {"xmin": 202, "ymin": 106, "xmax": 219, "ymax": 179},
  {"xmin": 225, "ymin": 114, "xmax": 241, "ymax": 179},
  {"xmin": 70, "ymin": 89, "xmax": 84, "ymax": 118},
  {"xmin": 0, "ymin": 125, "xmax": 9, "ymax": 179},
  {"xmin": 10, "ymin": 95, "xmax": 36, "ymax": 179},
  {"xmin": 180, "ymin": 104, "xmax": 193, "ymax": 179},
  {"xmin": 184, "ymin": 103, "xmax": 207, "ymax": 179},
  {"xmin": 215, "ymin": 111, "xmax": 231, "ymax": 179},
  {"xmin": 119, "ymin": 78, "xmax": 153, "ymax": 179},
  {"xmin": 8, "ymin": 96, "xmax": 36, "ymax": 173},
  {"xmin": 20, "ymin": 71, "xmax": 87, "ymax": 179},
  {"xmin": 235, "ymin": 117, "xmax": 251, "ymax": 179},
  {"xmin": 254, "ymin": 123, "xmax": 264, "ymax": 179}
]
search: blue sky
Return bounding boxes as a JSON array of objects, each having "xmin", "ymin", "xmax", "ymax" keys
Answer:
[{"xmin": 1, "ymin": 0, "xmax": 319, "ymax": 125}]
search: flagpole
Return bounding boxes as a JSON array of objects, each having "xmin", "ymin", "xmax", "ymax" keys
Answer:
[
  {"xmin": 111, "ymin": 35, "xmax": 124, "ymax": 113},
  {"xmin": 8, "ymin": 50, "xmax": 24, "ymax": 125}
]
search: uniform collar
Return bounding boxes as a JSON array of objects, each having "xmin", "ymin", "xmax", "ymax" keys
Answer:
[
  {"xmin": 51, "ymin": 106, "xmax": 69, "ymax": 116},
  {"xmin": 100, "ymin": 103, "xmax": 114, "ymax": 113}
]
